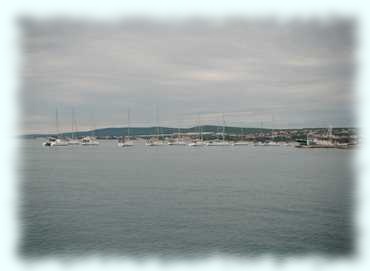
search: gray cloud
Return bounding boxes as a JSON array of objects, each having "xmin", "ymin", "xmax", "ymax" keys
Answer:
[{"xmin": 20, "ymin": 18, "xmax": 355, "ymax": 134}]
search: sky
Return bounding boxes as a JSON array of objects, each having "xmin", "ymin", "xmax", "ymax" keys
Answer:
[{"xmin": 20, "ymin": 18, "xmax": 355, "ymax": 134}]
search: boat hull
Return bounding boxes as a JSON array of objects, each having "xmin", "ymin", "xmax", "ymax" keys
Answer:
[
  {"xmin": 168, "ymin": 142, "xmax": 187, "ymax": 146},
  {"xmin": 188, "ymin": 142, "xmax": 205, "ymax": 147},
  {"xmin": 81, "ymin": 142, "xmax": 99, "ymax": 146},
  {"xmin": 232, "ymin": 142, "xmax": 249, "ymax": 146},
  {"xmin": 118, "ymin": 142, "xmax": 134, "ymax": 147},
  {"xmin": 206, "ymin": 142, "xmax": 232, "ymax": 146}
]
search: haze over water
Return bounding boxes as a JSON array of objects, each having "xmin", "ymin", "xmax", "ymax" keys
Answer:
[{"xmin": 20, "ymin": 140, "xmax": 353, "ymax": 257}]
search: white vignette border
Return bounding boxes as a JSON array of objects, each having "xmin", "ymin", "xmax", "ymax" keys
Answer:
[{"xmin": 1, "ymin": 0, "xmax": 370, "ymax": 270}]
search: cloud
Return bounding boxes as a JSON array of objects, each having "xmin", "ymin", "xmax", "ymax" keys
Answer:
[
  {"xmin": 20, "ymin": 19, "xmax": 355, "ymax": 133},
  {"xmin": 184, "ymin": 70, "xmax": 240, "ymax": 82}
]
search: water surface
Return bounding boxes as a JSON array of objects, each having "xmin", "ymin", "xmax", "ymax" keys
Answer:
[{"xmin": 20, "ymin": 139, "xmax": 353, "ymax": 257}]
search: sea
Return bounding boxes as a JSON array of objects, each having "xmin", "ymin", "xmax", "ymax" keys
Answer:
[{"xmin": 19, "ymin": 139, "xmax": 354, "ymax": 258}]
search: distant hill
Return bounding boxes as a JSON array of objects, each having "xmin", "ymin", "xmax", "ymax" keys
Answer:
[
  {"xmin": 21, "ymin": 126, "xmax": 355, "ymax": 139},
  {"xmin": 21, "ymin": 125, "xmax": 271, "ymax": 139}
]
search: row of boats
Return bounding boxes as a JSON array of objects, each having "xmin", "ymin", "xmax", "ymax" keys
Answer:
[
  {"xmin": 43, "ymin": 136, "xmax": 99, "ymax": 146},
  {"xmin": 42, "ymin": 109, "xmax": 293, "ymax": 147},
  {"xmin": 43, "ymin": 136, "xmax": 291, "ymax": 147},
  {"xmin": 43, "ymin": 109, "xmax": 100, "ymax": 146},
  {"xmin": 42, "ymin": 109, "xmax": 347, "ymax": 149},
  {"xmin": 148, "ymin": 141, "xmax": 284, "ymax": 147}
]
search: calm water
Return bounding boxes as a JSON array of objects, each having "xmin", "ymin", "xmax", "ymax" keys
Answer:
[{"xmin": 20, "ymin": 139, "xmax": 353, "ymax": 257}]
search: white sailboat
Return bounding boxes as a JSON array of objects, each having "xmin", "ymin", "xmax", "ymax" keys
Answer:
[
  {"xmin": 254, "ymin": 141, "xmax": 280, "ymax": 146},
  {"xmin": 53, "ymin": 138, "xmax": 70, "ymax": 146},
  {"xmin": 67, "ymin": 109, "xmax": 80, "ymax": 145},
  {"xmin": 232, "ymin": 127, "xmax": 249, "ymax": 146},
  {"xmin": 43, "ymin": 109, "xmax": 69, "ymax": 147},
  {"xmin": 81, "ymin": 136, "xmax": 99, "ymax": 145},
  {"xmin": 118, "ymin": 109, "xmax": 134, "ymax": 147},
  {"xmin": 168, "ymin": 140, "xmax": 187, "ymax": 146},
  {"xmin": 254, "ymin": 117, "xmax": 280, "ymax": 147},
  {"xmin": 264, "ymin": 141, "xmax": 280, "ymax": 146},
  {"xmin": 299, "ymin": 125, "xmax": 337, "ymax": 148},
  {"xmin": 146, "ymin": 140, "xmax": 165, "ymax": 146},
  {"xmin": 168, "ymin": 118, "xmax": 187, "ymax": 146},
  {"xmin": 188, "ymin": 141, "xmax": 205, "ymax": 147},
  {"xmin": 168, "ymin": 135, "xmax": 187, "ymax": 145},
  {"xmin": 146, "ymin": 105, "xmax": 165, "ymax": 146},
  {"xmin": 81, "ymin": 113, "xmax": 99, "ymax": 146},
  {"xmin": 232, "ymin": 141, "xmax": 249, "ymax": 146},
  {"xmin": 206, "ymin": 113, "xmax": 231, "ymax": 146},
  {"xmin": 189, "ymin": 114, "xmax": 205, "ymax": 147}
]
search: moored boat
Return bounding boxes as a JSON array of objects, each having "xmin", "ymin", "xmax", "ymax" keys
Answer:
[
  {"xmin": 232, "ymin": 141, "xmax": 249, "ymax": 146},
  {"xmin": 168, "ymin": 141, "xmax": 187, "ymax": 146},
  {"xmin": 42, "ymin": 109, "xmax": 69, "ymax": 147},
  {"xmin": 188, "ymin": 141, "xmax": 205, "ymax": 147},
  {"xmin": 81, "ymin": 136, "xmax": 99, "ymax": 145},
  {"xmin": 118, "ymin": 109, "xmax": 134, "ymax": 147},
  {"xmin": 206, "ymin": 141, "xmax": 232, "ymax": 146}
]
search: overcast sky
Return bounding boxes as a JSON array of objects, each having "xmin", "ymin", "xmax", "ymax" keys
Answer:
[{"xmin": 20, "ymin": 18, "xmax": 355, "ymax": 134}]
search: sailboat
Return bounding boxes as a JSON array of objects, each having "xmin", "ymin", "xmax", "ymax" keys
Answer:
[
  {"xmin": 254, "ymin": 117, "xmax": 280, "ymax": 147},
  {"xmin": 81, "ymin": 113, "xmax": 99, "ymax": 146},
  {"xmin": 146, "ymin": 105, "xmax": 165, "ymax": 146},
  {"xmin": 232, "ymin": 127, "xmax": 249, "ymax": 146},
  {"xmin": 264, "ymin": 124, "xmax": 280, "ymax": 146},
  {"xmin": 145, "ymin": 126, "xmax": 165, "ymax": 146},
  {"xmin": 254, "ymin": 140, "xmax": 280, "ymax": 147},
  {"xmin": 67, "ymin": 109, "xmax": 80, "ymax": 145},
  {"xmin": 168, "ymin": 117, "xmax": 187, "ymax": 146},
  {"xmin": 206, "ymin": 113, "xmax": 231, "ymax": 146},
  {"xmin": 43, "ymin": 109, "xmax": 69, "ymax": 147},
  {"xmin": 118, "ymin": 109, "xmax": 134, "ymax": 147},
  {"xmin": 189, "ymin": 114, "xmax": 205, "ymax": 147},
  {"xmin": 297, "ymin": 125, "xmax": 337, "ymax": 148},
  {"xmin": 167, "ymin": 130, "xmax": 187, "ymax": 146}
]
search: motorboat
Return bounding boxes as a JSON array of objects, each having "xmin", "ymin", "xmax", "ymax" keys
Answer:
[
  {"xmin": 53, "ymin": 138, "xmax": 70, "ymax": 146},
  {"xmin": 43, "ymin": 137, "xmax": 56, "ymax": 147},
  {"xmin": 42, "ymin": 109, "xmax": 69, "ymax": 147},
  {"xmin": 118, "ymin": 137, "xmax": 134, "ymax": 147},
  {"xmin": 81, "ymin": 136, "xmax": 99, "ymax": 146}
]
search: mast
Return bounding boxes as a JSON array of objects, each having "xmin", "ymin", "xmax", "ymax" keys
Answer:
[
  {"xmin": 328, "ymin": 124, "xmax": 333, "ymax": 138},
  {"xmin": 90, "ymin": 112, "xmax": 96, "ymax": 137},
  {"xmin": 74, "ymin": 110, "xmax": 79, "ymax": 139},
  {"xmin": 127, "ymin": 109, "xmax": 130, "ymax": 139},
  {"xmin": 177, "ymin": 114, "xmax": 180, "ymax": 141},
  {"xmin": 155, "ymin": 105, "xmax": 159, "ymax": 140},
  {"xmin": 55, "ymin": 109, "xmax": 60, "ymax": 138},
  {"xmin": 71, "ymin": 108, "xmax": 75, "ymax": 139},
  {"xmin": 178, "ymin": 126, "xmax": 180, "ymax": 141},
  {"xmin": 222, "ymin": 113, "xmax": 226, "ymax": 142},
  {"xmin": 271, "ymin": 114, "xmax": 274, "ymax": 141},
  {"xmin": 198, "ymin": 113, "xmax": 202, "ymax": 141},
  {"xmin": 306, "ymin": 132, "xmax": 310, "ymax": 146}
]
